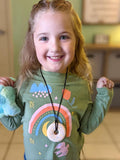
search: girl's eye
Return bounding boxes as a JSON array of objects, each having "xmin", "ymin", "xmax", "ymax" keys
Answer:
[
  {"xmin": 60, "ymin": 35, "xmax": 69, "ymax": 40},
  {"xmin": 39, "ymin": 37, "xmax": 48, "ymax": 41}
]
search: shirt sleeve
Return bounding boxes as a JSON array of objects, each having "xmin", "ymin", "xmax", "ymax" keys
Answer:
[
  {"xmin": 80, "ymin": 87, "xmax": 113, "ymax": 134},
  {"xmin": 0, "ymin": 91, "xmax": 24, "ymax": 131}
]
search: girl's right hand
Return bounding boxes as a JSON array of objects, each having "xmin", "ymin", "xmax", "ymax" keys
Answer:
[{"xmin": 0, "ymin": 77, "xmax": 15, "ymax": 87}]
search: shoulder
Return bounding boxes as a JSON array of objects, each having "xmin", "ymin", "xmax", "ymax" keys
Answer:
[{"xmin": 68, "ymin": 73, "xmax": 89, "ymax": 86}]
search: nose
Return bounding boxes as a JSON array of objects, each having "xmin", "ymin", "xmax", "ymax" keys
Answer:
[{"xmin": 49, "ymin": 38, "xmax": 61, "ymax": 52}]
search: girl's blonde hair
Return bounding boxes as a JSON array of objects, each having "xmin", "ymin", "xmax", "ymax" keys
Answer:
[{"xmin": 17, "ymin": 0, "xmax": 93, "ymax": 90}]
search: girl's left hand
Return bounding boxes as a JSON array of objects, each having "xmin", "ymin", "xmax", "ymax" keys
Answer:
[{"xmin": 97, "ymin": 77, "xmax": 114, "ymax": 89}]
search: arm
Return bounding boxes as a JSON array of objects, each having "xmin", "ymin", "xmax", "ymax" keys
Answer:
[
  {"xmin": 0, "ymin": 94, "xmax": 24, "ymax": 131},
  {"xmin": 0, "ymin": 114, "xmax": 23, "ymax": 131},
  {"xmin": 0, "ymin": 77, "xmax": 24, "ymax": 130},
  {"xmin": 80, "ymin": 77, "xmax": 114, "ymax": 134}
]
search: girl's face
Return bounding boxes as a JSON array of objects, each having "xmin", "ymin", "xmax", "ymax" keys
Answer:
[{"xmin": 33, "ymin": 10, "xmax": 76, "ymax": 73}]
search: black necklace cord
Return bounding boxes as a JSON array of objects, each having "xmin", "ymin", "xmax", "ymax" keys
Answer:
[
  {"xmin": 54, "ymin": 69, "xmax": 68, "ymax": 134},
  {"xmin": 40, "ymin": 68, "xmax": 68, "ymax": 134}
]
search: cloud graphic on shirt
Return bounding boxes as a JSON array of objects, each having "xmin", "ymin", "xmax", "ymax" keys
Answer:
[{"xmin": 30, "ymin": 83, "xmax": 52, "ymax": 93}]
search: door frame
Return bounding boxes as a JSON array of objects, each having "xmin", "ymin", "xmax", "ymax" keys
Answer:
[{"xmin": 5, "ymin": 0, "xmax": 14, "ymax": 76}]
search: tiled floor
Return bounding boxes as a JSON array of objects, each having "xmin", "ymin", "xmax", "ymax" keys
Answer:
[
  {"xmin": 81, "ymin": 110, "xmax": 120, "ymax": 160},
  {"xmin": 0, "ymin": 110, "xmax": 120, "ymax": 160}
]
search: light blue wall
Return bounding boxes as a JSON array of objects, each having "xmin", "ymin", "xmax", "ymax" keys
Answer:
[{"xmin": 11, "ymin": 0, "xmax": 120, "ymax": 76}]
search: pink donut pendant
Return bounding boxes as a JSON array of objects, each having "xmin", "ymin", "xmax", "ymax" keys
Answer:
[{"xmin": 47, "ymin": 122, "xmax": 66, "ymax": 142}]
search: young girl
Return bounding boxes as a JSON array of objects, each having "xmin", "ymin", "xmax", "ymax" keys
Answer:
[{"xmin": 0, "ymin": 0, "xmax": 114, "ymax": 160}]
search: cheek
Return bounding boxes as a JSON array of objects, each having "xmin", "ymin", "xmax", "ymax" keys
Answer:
[
  {"xmin": 34, "ymin": 42, "xmax": 44, "ymax": 58},
  {"xmin": 34, "ymin": 46, "xmax": 40, "ymax": 59},
  {"xmin": 34, "ymin": 44, "xmax": 42, "ymax": 61},
  {"xmin": 68, "ymin": 43, "xmax": 76, "ymax": 63},
  {"xmin": 35, "ymin": 47, "xmax": 47, "ymax": 66},
  {"xmin": 36, "ymin": 50, "xmax": 44, "ymax": 62},
  {"xmin": 35, "ymin": 52, "xmax": 44, "ymax": 66},
  {"xmin": 68, "ymin": 42, "xmax": 76, "ymax": 57}
]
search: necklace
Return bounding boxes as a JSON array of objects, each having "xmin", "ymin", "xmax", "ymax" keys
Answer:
[{"xmin": 40, "ymin": 68, "xmax": 68, "ymax": 142}]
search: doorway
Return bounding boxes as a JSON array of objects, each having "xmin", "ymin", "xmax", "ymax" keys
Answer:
[{"xmin": 0, "ymin": 0, "xmax": 14, "ymax": 77}]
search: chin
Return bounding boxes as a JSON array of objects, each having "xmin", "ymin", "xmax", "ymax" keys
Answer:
[
  {"xmin": 50, "ymin": 68, "xmax": 66, "ymax": 73},
  {"xmin": 42, "ymin": 66, "xmax": 66, "ymax": 73}
]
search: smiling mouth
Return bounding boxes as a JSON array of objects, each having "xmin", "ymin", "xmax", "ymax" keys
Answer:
[{"xmin": 47, "ymin": 55, "xmax": 64, "ymax": 60}]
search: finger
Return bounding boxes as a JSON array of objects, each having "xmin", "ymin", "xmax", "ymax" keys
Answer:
[
  {"xmin": 0, "ymin": 77, "xmax": 14, "ymax": 86},
  {"xmin": 0, "ymin": 78, "xmax": 8, "ymax": 86},
  {"xmin": 8, "ymin": 78, "xmax": 15, "ymax": 86},
  {"xmin": 109, "ymin": 80, "xmax": 114, "ymax": 88},
  {"xmin": 97, "ymin": 77, "xmax": 107, "ymax": 88},
  {"xmin": 107, "ymin": 80, "xmax": 114, "ymax": 89},
  {"xmin": 7, "ymin": 78, "xmax": 15, "ymax": 87},
  {"xmin": 100, "ymin": 77, "xmax": 108, "ymax": 85},
  {"xmin": 108, "ymin": 82, "xmax": 112, "ymax": 89},
  {"xmin": 0, "ymin": 82, "xmax": 7, "ymax": 86},
  {"xmin": 1, "ymin": 77, "xmax": 11, "ymax": 86}
]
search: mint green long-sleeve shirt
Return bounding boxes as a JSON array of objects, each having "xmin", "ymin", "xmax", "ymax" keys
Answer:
[{"xmin": 0, "ymin": 70, "xmax": 113, "ymax": 160}]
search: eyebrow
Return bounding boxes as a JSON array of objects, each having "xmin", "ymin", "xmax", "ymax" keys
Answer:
[
  {"xmin": 36, "ymin": 33, "xmax": 49, "ymax": 37},
  {"xmin": 59, "ymin": 31, "xmax": 74, "ymax": 37},
  {"xmin": 35, "ymin": 31, "xmax": 73, "ymax": 38},
  {"xmin": 60, "ymin": 31, "xmax": 71, "ymax": 34}
]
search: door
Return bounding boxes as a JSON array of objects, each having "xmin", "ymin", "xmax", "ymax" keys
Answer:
[{"xmin": 0, "ymin": 0, "xmax": 14, "ymax": 77}]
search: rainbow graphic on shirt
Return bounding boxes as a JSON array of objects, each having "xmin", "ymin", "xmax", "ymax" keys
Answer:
[{"xmin": 28, "ymin": 103, "xmax": 72, "ymax": 137}]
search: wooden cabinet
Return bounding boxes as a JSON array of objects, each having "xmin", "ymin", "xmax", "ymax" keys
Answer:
[{"xmin": 84, "ymin": 44, "xmax": 120, "ymax": 108}]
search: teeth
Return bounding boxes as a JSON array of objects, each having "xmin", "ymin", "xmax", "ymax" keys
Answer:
[
  {"xmin": 49, "ymin": 56, "xmax": 62, "ymax": 59},
  {"xmin": 51, "ymin": 57, "xmax": 60, "ymax": 59}
]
